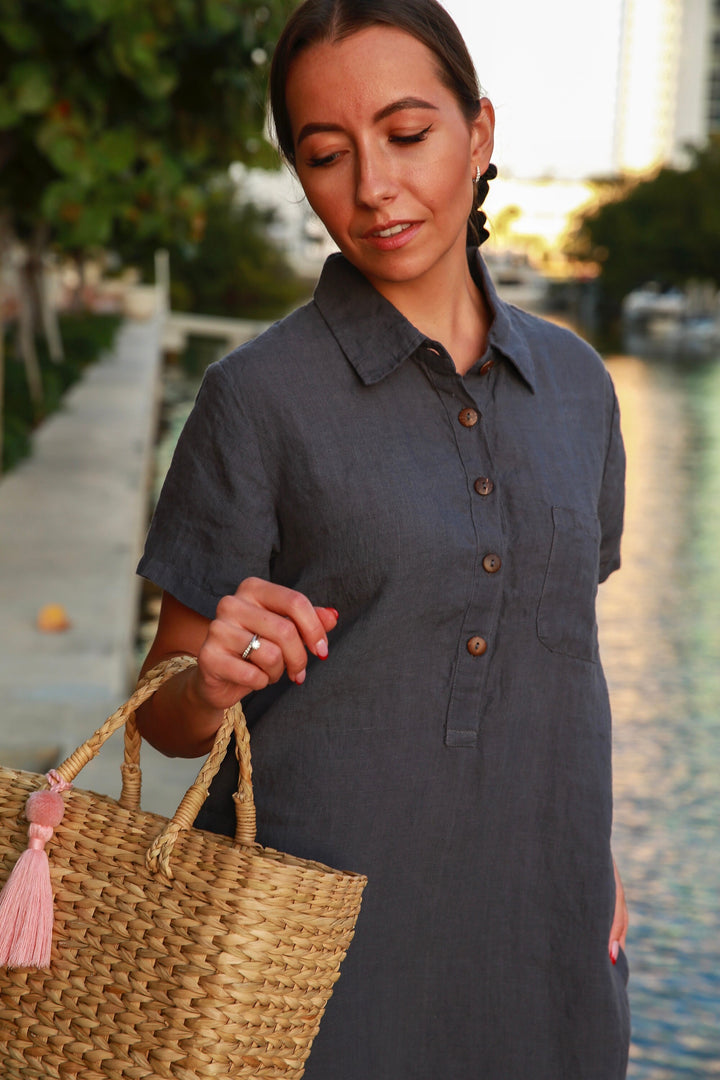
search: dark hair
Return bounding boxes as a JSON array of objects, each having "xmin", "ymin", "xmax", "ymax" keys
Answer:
[{"xmin": 269, "ymin": 0, "xmax": 496, "ymax": 245}]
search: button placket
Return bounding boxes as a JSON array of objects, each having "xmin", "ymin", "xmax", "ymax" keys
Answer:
[
  {"xmin": 415, "ymin": 357, "xmax": 504, "ymax": 747},
  {"xmin": 431, "ymin": 372, "xmax": 504, "ymax": 748},
  {"xmin": 457, "ymin": 380, "xmax": 495, "ymax": 502}
]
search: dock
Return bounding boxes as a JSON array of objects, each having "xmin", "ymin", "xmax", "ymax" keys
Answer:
[{"xmin": 0, "ymin": 309, "xmax": 261, "ymax": 815}]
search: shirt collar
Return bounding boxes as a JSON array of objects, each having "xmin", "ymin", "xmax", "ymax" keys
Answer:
[
  {"xmin": 471, "ymin": 251, "xmax": 537, "ymax": 391},
  {"xmin": 313, "ymin": 250, "xmax": 537, "ymax": 391}
]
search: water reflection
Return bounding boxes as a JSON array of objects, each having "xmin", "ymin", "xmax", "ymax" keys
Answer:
[{"xmin": 599, "ymin": 356, "xmax": 720, "ymax": 1078}]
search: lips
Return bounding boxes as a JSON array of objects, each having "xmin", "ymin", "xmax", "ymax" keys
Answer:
[
  {"xmin": 364, "ymin": 221, "xmax": 415, "ymax": 239},
  {"xmin": 362, "ymin": 220, "xmax": 422, "ymax": 251},
  {"xmin": 372, "ymin": 223, "xmax": 412, "ymax": 238}
]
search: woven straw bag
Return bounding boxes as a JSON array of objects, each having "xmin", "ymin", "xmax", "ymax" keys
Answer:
[{"xmin": 0, "ymin": 655, "xmax": 367, "ymax": 1079}]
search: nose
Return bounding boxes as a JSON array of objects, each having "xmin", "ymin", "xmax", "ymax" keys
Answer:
[{"xmin": 355, "ymin": 145, "xmax": 397, "ymax": 207}]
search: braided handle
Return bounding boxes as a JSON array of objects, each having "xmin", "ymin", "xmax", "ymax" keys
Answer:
[{"xmin": 53, "ymin": 656, "xmax": 256, "ymax": 878}]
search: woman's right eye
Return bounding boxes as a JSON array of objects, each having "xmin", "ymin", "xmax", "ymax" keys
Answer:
[{"xmin": 307, "ymin": 151, "xmax": 342, "ymax": 168}]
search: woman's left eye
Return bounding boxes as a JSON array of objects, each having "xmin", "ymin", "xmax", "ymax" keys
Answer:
[{"xmin": 390, "ymin": 125, "xmax": 432, "ymax": 145}]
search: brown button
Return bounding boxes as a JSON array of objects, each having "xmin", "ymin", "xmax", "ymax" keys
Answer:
[
  {"xmin": 482, "ymin": 553, "xmax": 502, "ymax": 573},
  {"xmin": 467, "ymin": 636, "xmax": 488, "ymax": 656},
  {"xmin": 474, "ymin": 477, "xmax": 494, "ymax": 496},
  {"xmin": 458, "ymin": 407, "xmax": 479, "ymax": 428},
  {"xmin": 479, "ymin": 359, "xmax": 496, "ymax": 376}
]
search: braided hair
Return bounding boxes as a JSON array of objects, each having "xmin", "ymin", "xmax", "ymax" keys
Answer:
[{"xmin": 470, "ymin": 163, "xmax": 498, "ymax": 246}]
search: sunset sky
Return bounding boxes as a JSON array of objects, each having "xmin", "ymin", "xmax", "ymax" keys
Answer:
[{"xmin": 442, "ymin": 0, "xmax": 625, "ymax": 179}]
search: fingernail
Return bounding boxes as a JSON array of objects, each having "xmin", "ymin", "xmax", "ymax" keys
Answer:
[
  {"xmin": 315, "ymin": 639, "xmax": 328, "ymax": 659},
  {"xmin": 610, "ymin": 941, "xmax": 619, "ymax": 965},
  {"xmin": 326, "ymin": 607, "xmax": 339, "ymax": 620},
  {"xmin": 293, "ymin": 669, "xmax": 306, "ymax": 685}
]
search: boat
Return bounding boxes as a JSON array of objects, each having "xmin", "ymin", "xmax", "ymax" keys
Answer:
[{"xmin": 621, "ymin": 282, "xmax": 720, "ymax": 359}]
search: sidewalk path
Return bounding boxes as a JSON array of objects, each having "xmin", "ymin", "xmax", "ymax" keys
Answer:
[{"xmin": 0, "ymin": 316, "xmax": 199, "ymax": 815}]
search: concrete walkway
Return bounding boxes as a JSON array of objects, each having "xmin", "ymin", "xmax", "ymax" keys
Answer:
[{"xmin": 0, "ymin": 315, "xmax": 200, "ymax": 816}]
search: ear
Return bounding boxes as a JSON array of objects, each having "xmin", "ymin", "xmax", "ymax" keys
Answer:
[{"xmin": 470, "ymin": 98, "xmax": 495, "ymax": 174}]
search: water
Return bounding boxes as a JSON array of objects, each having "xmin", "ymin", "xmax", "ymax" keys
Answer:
[
  {"xmin": 150, "ymin": 345, "xmax": 720, "ymax": 1076},
  {"xmin": 599, "ymin": 355, "xmax": 720, "ymax": 1077}
]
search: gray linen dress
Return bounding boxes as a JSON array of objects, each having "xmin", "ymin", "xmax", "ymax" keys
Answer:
[{"xmin": 138, "ymin": 251, "xmax": 630, "ymax": 1079}]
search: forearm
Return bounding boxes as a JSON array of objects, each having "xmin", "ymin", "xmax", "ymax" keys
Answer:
[{"xmin": 136, "ymin": 662, "xmax": 225, "ymax": 758}]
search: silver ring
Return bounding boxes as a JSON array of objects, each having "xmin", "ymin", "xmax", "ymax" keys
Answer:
[{"xmin": 241, "ymin": 633, "xmax": 261, "ymax": 661}]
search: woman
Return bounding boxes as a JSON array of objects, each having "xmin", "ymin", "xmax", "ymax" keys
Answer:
[{"xmin": 137, "ymin": 1, "xmax": 630, "ymax": 1076}]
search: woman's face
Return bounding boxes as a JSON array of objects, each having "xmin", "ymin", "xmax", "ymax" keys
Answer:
[{"xmin": 285, "ymin": 25, "xmax": 494, "ymax": 300}]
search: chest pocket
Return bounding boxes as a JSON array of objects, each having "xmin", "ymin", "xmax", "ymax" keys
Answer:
[{"xmin": 537, "ymin": 506, "xmax": 600, "ymax": 662}]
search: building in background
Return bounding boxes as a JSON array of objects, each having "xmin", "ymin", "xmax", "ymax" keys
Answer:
[
  {"xmin": 614, "ymin": 0, "xmax": 719, "ymax": 175},
  {"xmin": 706, "ymin": 0, "xmax": 720, "ymax": 130},
  {"xmin": 230, "ymin": 163, "xmax": 334, "ymax": 278},
  {"xmin": 614, "ymin": 0, "xmax": 682, "ymax": 174}
]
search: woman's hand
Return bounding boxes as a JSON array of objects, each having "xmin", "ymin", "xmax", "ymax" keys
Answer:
[
  {"xmin": 608, "ymin": 857, "xmax": 628, "ymax": 965},
  {"xmin": 192, "ymin": 578, "xmax": 338, "ymax": 711},
  {"xmin": 137, "ymin": 581, "xmax": 338, "ymax": 756}
]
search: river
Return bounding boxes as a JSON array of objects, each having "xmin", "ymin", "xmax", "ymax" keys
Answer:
[
  {"xmin": 599, "ymin": 353, "xmax": 720, "ymax": 1078},
  {"xmin": 150, "ymin": 338, "xmax": 720, "ymax": 1077}
]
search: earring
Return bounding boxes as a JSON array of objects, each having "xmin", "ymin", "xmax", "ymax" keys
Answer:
[{"xmin": 474, "ymin": 165, "xmax": 482, "ymax": 184}]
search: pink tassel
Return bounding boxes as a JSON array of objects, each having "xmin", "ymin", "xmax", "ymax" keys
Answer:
[{"xmin": 0, "ymin": 771, "xmax": 69, "ymax": 969}]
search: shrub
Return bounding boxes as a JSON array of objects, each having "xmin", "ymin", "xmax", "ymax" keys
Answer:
[{"xmin": 1, "ymin": 313, "xmax": 121, "ymax": 472}]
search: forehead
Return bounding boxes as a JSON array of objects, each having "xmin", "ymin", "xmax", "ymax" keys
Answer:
[{"xmin": 285, "ymin": 25, "xmax": 450, "ymax": 124}]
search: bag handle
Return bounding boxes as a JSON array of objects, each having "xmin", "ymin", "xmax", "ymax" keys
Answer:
[{"xmin": 52, "ymin": 656, "xmax": 256, "ymax": 878}]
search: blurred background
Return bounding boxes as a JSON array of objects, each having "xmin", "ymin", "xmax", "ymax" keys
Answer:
[{"xmin": 0, "ymin": 1, "xmax": 718, "ymax": 1076}]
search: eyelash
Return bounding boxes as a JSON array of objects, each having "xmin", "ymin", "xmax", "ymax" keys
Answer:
[
  {"xmin": 307, "ymin": 125, "xmax": 432, "ymax": 168},
  {"xmin": 307, "ymin": 152, "xmax": 342, "ymax": 168},
  {"xmin": 390, "ymin": 124, "xmax": 432, "ymax": 145}
]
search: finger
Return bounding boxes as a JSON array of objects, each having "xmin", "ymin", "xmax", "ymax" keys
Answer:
[
  {"xmin": 608, "ymin": 913, "xmax": 627, "ymax": 959},
  {"xmin": 239, "ymin": 631, "xmax": 289, "ymax": 683},
  {"xmin": 213, "ymin": 593, "xmax": 320, "ymax": 684},
  {"xmin": 315, "ymin": 606, "xmax": 339, "ymax": 632},
  {"xmin": 208, "ymin": 609, "xmax": 294, "ymax": 682},
  {"xmin": 242, "ymin": 604, "xmax": 317, "ymax": 674},
  {"xmin": 609, "ymin": 861, "xmax": 629, "ymax": 961},
  {"xmin": 237, "ymin": 579, "xmax": 332, "ymax": 655},
  {"xmin": 245, "ymin": 607, "xmax": 338, "ymax": 683},
  {"xmin": 195, "ymin": 637, "xmax": 271, "ymax": 703}
]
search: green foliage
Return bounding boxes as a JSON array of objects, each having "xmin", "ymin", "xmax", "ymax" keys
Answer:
[
  {"xmin": 568, "ymin": 137, "xmax": 720, "ymax": 310},
  {"xmin": 165, "ymin": 179, "xmax": 311, "ymax": 320},
  {"xmin": 0, "ymin": 0, "xmax": 293, "ymax": 256},
  {"xmin": 2, "ymin": 313, "xmax": 120, "ymax": 470}
]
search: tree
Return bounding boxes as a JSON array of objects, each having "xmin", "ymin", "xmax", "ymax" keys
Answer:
[
  {"xmin": 0, "ymin": 0, "xmax": 293, "ymax": 427},
  {"xmin": 165, "ymin": 178, "xmax": 310, "ymax": 321},
  {"xmin": 0, "ymin": 0, "xmax": 293, "ymax": 256},
  {"xmin": 566, "ymin": 136, "xmax": 720, "ymax": 311}
]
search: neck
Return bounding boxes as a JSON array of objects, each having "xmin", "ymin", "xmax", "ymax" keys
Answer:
[{"xmin": 370, "ymin": 249, "xmax": 491, "ymax": 376}]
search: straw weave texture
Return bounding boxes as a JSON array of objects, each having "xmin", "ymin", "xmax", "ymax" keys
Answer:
[{"xmin": 0, "ymin": 657, "xmax": 367, "ymax": 1079}]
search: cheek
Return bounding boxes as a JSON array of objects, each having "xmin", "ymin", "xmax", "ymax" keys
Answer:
[
  {"xmin": 418, "ymin": 131, "xmax": 474, "ymax": 212},
  {"xmin": 424, "ymin": 158, "xmax": 473, "ymax": 222},
  {"xmin": 298, "ymin": 176, "xmax": 348, "ymax": 234}
]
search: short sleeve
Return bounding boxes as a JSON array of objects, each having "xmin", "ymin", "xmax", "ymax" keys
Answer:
[
  {"xmin": 597, "ymin": 388, "xmax": 626, "ymax": 583},
  {"xmin": 137, "ymin": 361, "xmax": 280, "ymax": 619}
]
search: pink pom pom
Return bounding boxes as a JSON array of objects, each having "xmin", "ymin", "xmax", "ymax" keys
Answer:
[{"xmin": 25, "ymin": 790, "xmax": 65, "ymax": 829}]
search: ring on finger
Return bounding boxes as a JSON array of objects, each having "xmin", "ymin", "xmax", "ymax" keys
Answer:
[{"xmin": 241, "ymin": 633, "xmax": 261, "ymax": 661}]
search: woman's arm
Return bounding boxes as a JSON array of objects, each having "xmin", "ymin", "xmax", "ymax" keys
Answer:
[{"xmin": 136, "ymin": 581, "xmax": 338, "ymax": 757}]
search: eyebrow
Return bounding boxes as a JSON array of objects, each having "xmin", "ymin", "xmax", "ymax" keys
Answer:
[{"xmin": 295, "ymin": 97, "xmax": 438, "ymax": 146}]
